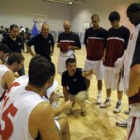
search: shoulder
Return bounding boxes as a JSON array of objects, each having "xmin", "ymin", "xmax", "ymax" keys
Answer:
[
  {"xmin": 33, "ymin": 34, "xmax": 41, "ymax": 39},
  {"xmin": 3, "ymin": 70, "xmax": 14, "ymax": 81},
  {"xmin": 108, "ymin": 27, "xmax": 113, "ymax": 32},
  {"xmin": 76, "ymin": 68, "xmax": 83, "ymax": 73},
  {"xmin": 100, "ymin": 27, "xmax": 107, "ymax": 33},
  {"xmin": 62, "ymin": 70, "xmax": 68, "ymax": 77},
  {"xmin": 86, "ymin": 27, "xmax": 92, "ymax": 32},
  {"xmin": 58, "ymin": 32, "xmax": 64, "ymax": 37},
  {"xmin": 121, "ymin": 26, "xmax": 130, "ymax": 32},
  {"xmin": 2, "ymin": 36, "xmax": 9, "ymax": 42},
  {"xmin": 29, "ymin": 101, "xmax": 53, "ymax": 126},
  {"xmin": 48, "ymin": 33, "xmax": 53, "ymax": 38},
  {"xmin": 71, "ymin": 32, "xmax": 79, "ymax": 38}
]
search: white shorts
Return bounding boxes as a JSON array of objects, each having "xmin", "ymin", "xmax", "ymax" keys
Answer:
[
  {"xmin": 104, "ymin": 69, "xmax": 123, "ymax": 91},
  {"xmin": 84, "ymin": 59, "xmax": 104, "ymax": 80},
  {"xmin": 127, "ymin": 103, "xmax": 140, "ymax": 140},
  {"xmin": 57, "ymin": 54, "xmax": 74, "ymax": 75},
  {"xmin": 127, "ymin": 117, "xmax": 140, "ymax": 140}
]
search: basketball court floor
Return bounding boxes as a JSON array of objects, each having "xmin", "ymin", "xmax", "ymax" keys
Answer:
[{"xmin": 23, "ymin": 46, "xmax": 128, "ymax": 140}]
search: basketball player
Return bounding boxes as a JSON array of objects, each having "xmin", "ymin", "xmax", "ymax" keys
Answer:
[
  {"xmin": 84, "ymin": 14, "xmax": 107, "ymax": 102},
  {"xmin": 100, "ymin": 11, "xmax": 130, "ymax": 113},
  {"xmin": 62, "ymin": 58, "xmax": 94, "ymax": 116},
  {"xmin": 115, "ymin": 3, "xmax": 140, "ymax": 127},
  {"xmin": 120, "ymin": 3, "xmax": 140, "ymax": 139},
  {"xmin": 0, "ymin": 56, "xmax": 62, "ymax": 140},
  {"xmin": 8, "ymin": 75, "xmax": 72, "ymax": 140},
  {"xmin": 57, "ymin": 20, "xmax": 81, "ymax": 75},
  {"xmin": 0, "ymin": 43, "xmax": 11, "ymax": 64},
  {"xmin": 0, "ymin": 52, "xmax": 24, "ymax": 100},
  {"xmin": 27, "ymin": 24, "xmax": 55, "ymax": 61}
]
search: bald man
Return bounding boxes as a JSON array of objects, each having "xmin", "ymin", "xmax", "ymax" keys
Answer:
[
  {"xmin": 57, "ymin": 20, "xmax": 81, "ymax": 75},
  {"xmin": 27, "ymin": 24, "xmax": 55, "ymax": 61}
]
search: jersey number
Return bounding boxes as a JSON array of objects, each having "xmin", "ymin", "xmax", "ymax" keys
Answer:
[{"xmin": 0, "ymin": 82, "xmax": 19, "ymax": 139}]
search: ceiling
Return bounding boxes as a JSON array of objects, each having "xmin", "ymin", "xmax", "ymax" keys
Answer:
[{"xmin": 43, "ymin": 0, "xmax": 86, "ymax": 5}]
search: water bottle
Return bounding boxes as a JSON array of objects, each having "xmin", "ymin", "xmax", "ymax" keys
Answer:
[{"xmin": 52, "ymin": 90, "xmax": 60, "ymax": 108}]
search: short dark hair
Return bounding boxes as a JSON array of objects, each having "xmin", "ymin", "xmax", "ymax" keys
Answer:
[
  {"xmin": 25, "ymin": 27, "xmax": 29, "ymax": 31},
  {"xmin": 10, "ymin": 24, "xmax": 19, "ymax": 31},
  {"xmin": 7, "ymin": 52, "xmax": 24, "ymax": 65},
  {"xmin": 109, "ymin": 11, "xmax": 120, "ymax": 21},
  {"xmin": 91, "ymin": 14, "xmax": 100, "ymax": 20},
  {"xmin": 28, "ymin": 56, "xmax": 55, "ymax": 88},
  {"xmin": 0, "ymin": 44, "xmax": 11, "ymax": 53},
  {"xmin": 127, "ymin": 3, "xmax": 140, "ymax": 14},
  {"xmin": 66, "ymin": 58, "xmax": 76, "ymax": 66}
]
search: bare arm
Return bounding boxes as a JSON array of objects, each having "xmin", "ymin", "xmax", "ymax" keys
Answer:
[
  {"xmin": 82, "ymin": 69, "xmax": 94, "ymax": 78},
  {"xmin": 102, "ymin": 48, "xmax": 106, "ymax": 62},
  {"xmin": 50, "ymin": 45, "xmax": 54, "ymax": 56},
  {"xmin": 63, "ymin": 87, "xmax": 68, "ymax": 102},
  {"xmin": 57, "ymin": 43, "xmax": 60, "ymax": 48},
  {"xmin": 85, "ymin": 44, "xmax": 87, "ymax": 52},
  {"xmin": 53, "ymin": 100, "xmax": 72, "ymax": 116},
  {"xmin": 126, "ymin": 64, "xmax": 140, "ymax": 97},
  {"xmin": 26, "ymin": 44, "xmax": 35, "ymax": 57},
  {"xmin": 29, "ymin": 102, "xmax": 62, "ymax": 140},
  {"xmin": 2, "ymin": 71, "xmax": 15, "ymax": 89}
]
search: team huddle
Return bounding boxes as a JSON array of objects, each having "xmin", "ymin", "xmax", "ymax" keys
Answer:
[{"xmin": 0, "ymin": 2, "xmax": 140, "ymax": 140}]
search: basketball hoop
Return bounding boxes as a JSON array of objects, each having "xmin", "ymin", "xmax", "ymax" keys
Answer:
[{"xmin": 33, "ymin": 14, "xmax": 47, "ymax": 28}]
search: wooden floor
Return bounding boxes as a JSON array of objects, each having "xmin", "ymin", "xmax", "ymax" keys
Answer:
[{"xmin": 23, "ymin": 46, "xmax": 128, "ymax": 140}]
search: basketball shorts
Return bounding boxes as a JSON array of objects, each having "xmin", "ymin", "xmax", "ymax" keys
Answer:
[
  {"xmin": 104, "ymin": 69, "xmax": 124, "ymax": 91},
  {"xmin": 84, "ymin": 59, "xmax": 104, "ymax": 80}
]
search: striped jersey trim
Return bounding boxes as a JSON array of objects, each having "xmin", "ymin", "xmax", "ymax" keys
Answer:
[
  {"xmin": 107, "ymin": 37, "xmax": 125, "ymax": 43},
  {"xmin": 88, "ymin": 37, "xmax": 105, "ymax": 40},
  {"xmin": 60, "ymin": 40, "xmax": 75, "ymax": 42}
]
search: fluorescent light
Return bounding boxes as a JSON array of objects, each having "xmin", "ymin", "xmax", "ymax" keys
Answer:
[{"xmin": 69, "ymin": 2, "xmax": 73, "ymax": 4}]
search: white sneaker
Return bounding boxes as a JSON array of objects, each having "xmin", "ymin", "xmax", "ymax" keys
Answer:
[
  {"xmin": 96, "ymin": 96, "xmax": 102, "ymax": 104},
  {"xmin": 100, "ymin": 99, "xmax": 111, "ymax": 108},
  {"xmin": 124, "ymin": 108, "xmax": 130, "ymax": 114},
  {"xmin": 113, "ymin": 102, "xmax": 121, "ymax": 113},
  {"xmin": 116, "ymin": 120, "xmax": 127, "ymax": 127}
]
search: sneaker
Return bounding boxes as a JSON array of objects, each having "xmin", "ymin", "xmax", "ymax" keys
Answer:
[
  {"xmin": 113, "ymin": 102, "xmax": 121, "ymax": 113},
  {"xmin": 81, "ymin": 107, "xmax": 86, "ymax": 116},
  {"xmin": 116, "ymin": 120, "xmax": 127, "ymax": 127},
  {"xmin": 96, "ymin": 95, "xmax": 102, "ymax": 104},
  {"xmin": 100, "ymin": 99, "xmax": 111, "ymax": 108},
  {"xmin": 124, "ymin": 108, "xmax": 130, "ymax": 114}
]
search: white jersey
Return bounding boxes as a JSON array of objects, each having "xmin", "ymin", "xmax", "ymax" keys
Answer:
[
  {"xmin": 0, "ymin": 65, "xmax": 10, "ymax": 97},
  {"xmin": 12, "ymin": 75, "xmax": 58, "ymax": 100},
  {"xmin": 0, "ymin": 85, "xmax": 44, "ymax": 140}
]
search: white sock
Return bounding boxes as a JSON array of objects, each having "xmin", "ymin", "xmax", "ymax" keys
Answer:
[
  {"xmin": 98, "ymin": 90, "xmax": 101, "ymax": 96},
  {"xmin": 107, "ymin": 97, "xmax": 110, "ymax": 101},
  {"xmin": 118, "ymin": 100, "xmax": 121, "ymax": 104}
]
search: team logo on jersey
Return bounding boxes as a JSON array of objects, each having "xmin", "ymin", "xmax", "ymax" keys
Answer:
[
  {"xmin": 73, "ymin": 78, "xmax": 77, "ymax": 82},
  {"xmin": 130, "ymin": 33, "xmax": 133, "ymax": 40},
  {"xmin": 18, "ymin": 43, "xmax": 21, "ymax": 45},
  {"xmin": 49, "ymin": 40, "xmax": 52, "ymax": 43}
]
